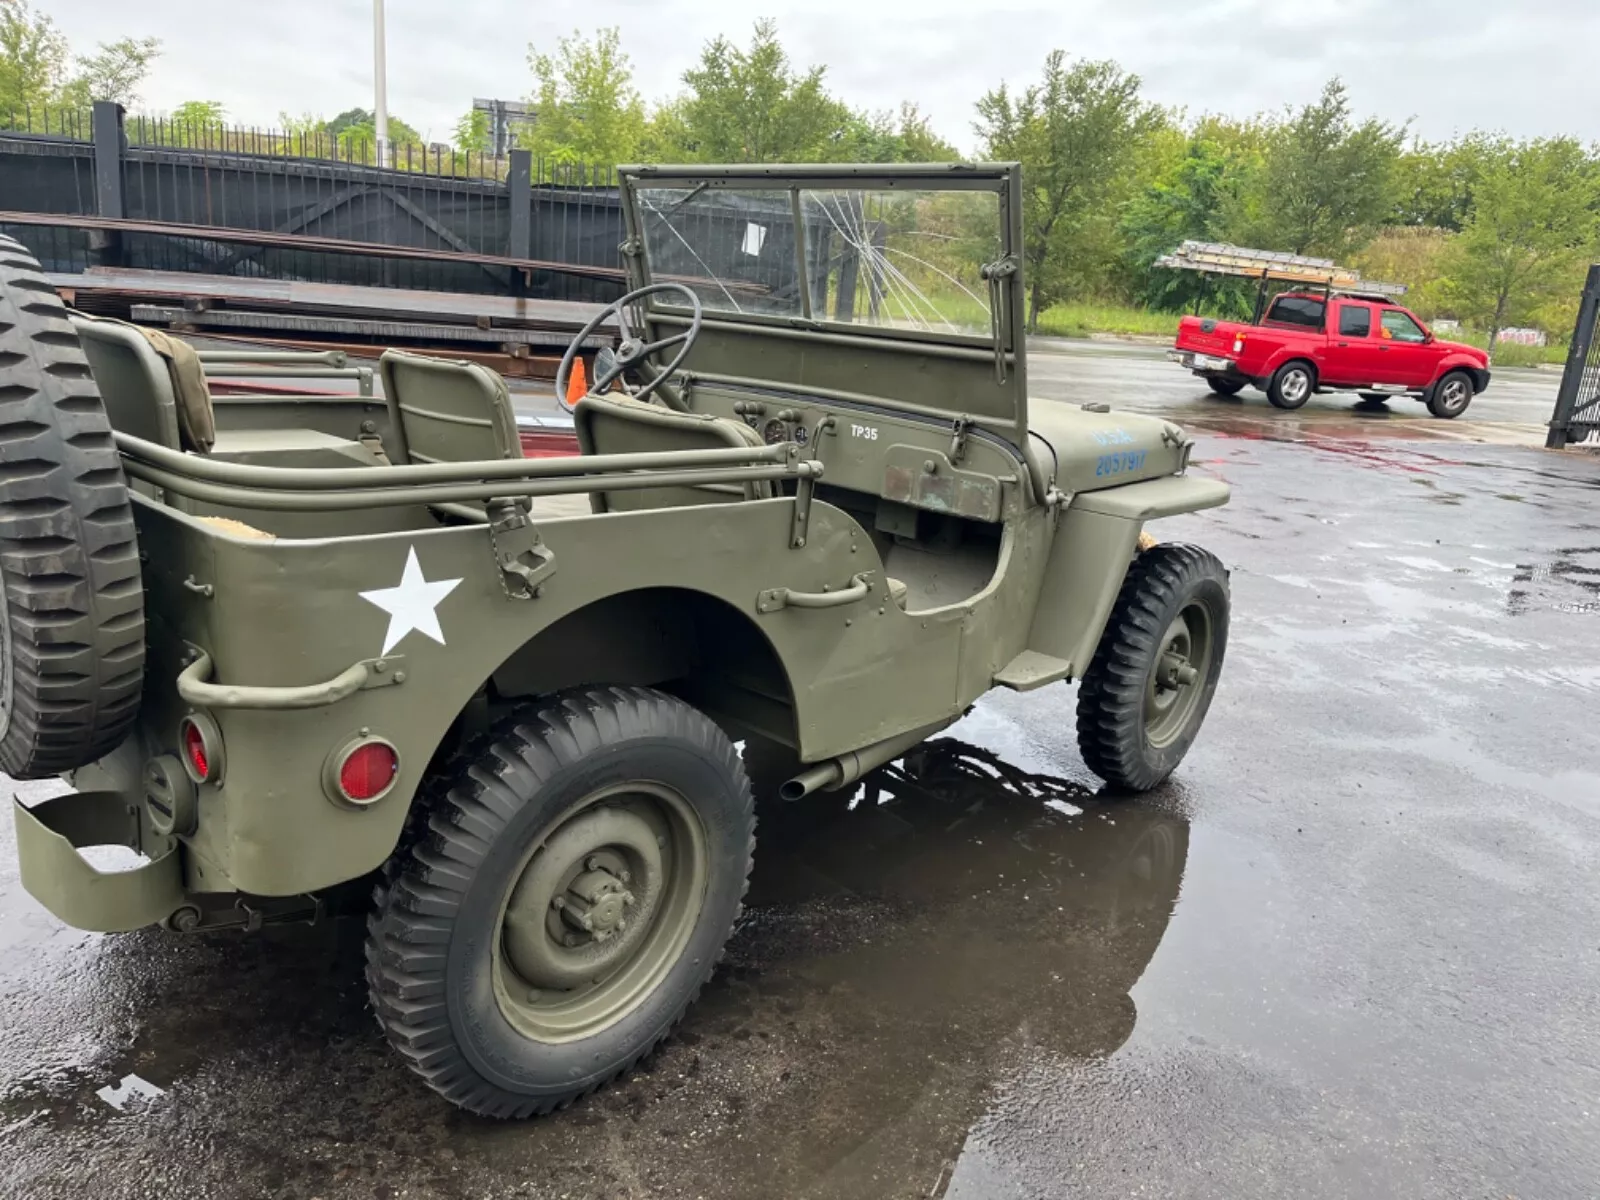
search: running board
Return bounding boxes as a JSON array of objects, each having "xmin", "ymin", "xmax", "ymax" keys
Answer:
[{"xmin": 994, "ymin": 650, "xmax": 1073, "ymax": 692}]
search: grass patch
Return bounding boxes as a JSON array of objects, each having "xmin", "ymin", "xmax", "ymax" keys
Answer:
[
  {"xmin": 1032, "ymin": 303, "xmax": 1182, "ymax": 340},
  {"xmin": 1443, "ymin": 330, "xmax": 1567, "ymax": 368}
]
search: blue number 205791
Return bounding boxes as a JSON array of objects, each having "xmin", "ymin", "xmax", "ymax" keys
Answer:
[{"xmin": 1095, "ymin": 450, "xmax": 1147, "ymax": 477}]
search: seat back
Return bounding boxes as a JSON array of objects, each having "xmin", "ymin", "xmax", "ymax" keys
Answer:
[
  {"xmin": 574, "ymin": 392, "xmax": 773, "ymax": 513},
  {"xmin": 73, "ymin": 315, "xmax": 184, "ymax": 450},
  {"xmin": 378, "ymin": 351, "xmax": 521, "ymax": 466}
]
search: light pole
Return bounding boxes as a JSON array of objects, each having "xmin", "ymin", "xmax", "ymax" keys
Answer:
[{"xmin": 373, "ymin": 0, "xmax": 389, "ymax": 167}]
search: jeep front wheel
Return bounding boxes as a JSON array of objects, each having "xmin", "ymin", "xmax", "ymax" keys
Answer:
[
  {"xmin": 1076, "ymin": 544, "xmax": 1230, "ymax": 791},
  {"xmin": 366, "ymin": 686, "xmax": 754, "ymax": 1118}
]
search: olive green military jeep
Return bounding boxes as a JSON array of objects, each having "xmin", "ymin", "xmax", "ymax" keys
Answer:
[{"xmin": 2, "ymin": 163, "xmax": 1230, "ymax": 1118}]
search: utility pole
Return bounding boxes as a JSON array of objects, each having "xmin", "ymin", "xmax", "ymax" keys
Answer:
[{"xmin": 373, "ymin": 0, "xmax": 389, "ymax": 167}]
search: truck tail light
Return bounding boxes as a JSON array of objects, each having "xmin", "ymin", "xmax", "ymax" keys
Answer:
[
  {"xmin": 1232, "ymin": 336, "xmax": 1245, "ymax": 354},
  {"xmin": 328, "ymin": 737, "xmax": 400, "ymax": 806},
  {"xmin": 179, "ymin": 715, "xmax": 223, "ymax": 785}
]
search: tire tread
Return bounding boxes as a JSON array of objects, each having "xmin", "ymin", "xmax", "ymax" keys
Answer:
[
  {"xmin": 366, "ymin": 684, "xmax": 755, "ymax": 1119},
  {"xmin": 0, "ymin": 234, "xmax": 143, "ymax": 778}
]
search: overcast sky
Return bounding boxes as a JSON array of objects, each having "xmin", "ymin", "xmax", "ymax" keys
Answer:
[{"xmin": 44, "ymin": 0, "xmax": 1600, "ymax": 151}]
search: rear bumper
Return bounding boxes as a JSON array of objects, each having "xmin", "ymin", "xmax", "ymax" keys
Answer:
[
  {"xmin": 1168, "ymin": 349, "xmax": 1237, "ymax": 374},
  {"xmin": 13, "ymin": 791, "xmax": 184, "ymax": 932}
]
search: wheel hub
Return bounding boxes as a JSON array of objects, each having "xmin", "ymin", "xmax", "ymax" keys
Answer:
[
  {"xmin": 557, "ymin": 863, "xmax": 635, "ymax": 942},
  {"xmin": 1144, "ymin": 606, "xmax": 1213, "ymax": 749},
  {"xmin": 500, "ymin": 806, "xmax": 663, "ymax": 991}
]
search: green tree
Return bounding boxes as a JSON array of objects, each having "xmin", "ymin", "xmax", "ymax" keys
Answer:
[
  {"xmin": 975, "ymin": 51, "xmax": 1162, "ymax": 329},
  {"xmin": 63, "ymin": 34, "xmax": 160, "ymax": 108},
  {"xmin": 520, "ymin": 27, "xmax": 646, "ymax": 167},
  {"xmin": 172, "ymin": 99, "xmax": 225, "ymax": 125},
  {"xmin": 1392, "ymin": 134, "xmax": 1493, "ymax": 232},
  {"xmin": 659, "ymin": 19, "xmax": 850, "ymax": 163},
  {"xmin": 833, "ymin": 102, "xmax": 959, "ymax": 164},
  {"xmin": 327, "ymin": 107, "xmax": 371, "ymax": 138},
  {"xmin": 1438, "ymin": 137, "xmax": 1600, "ymax": 352},
  {"xmin": 1243, "ymin": 78, "xmax": 1403, "ymax": 257},
  {"xmin": 453, "ymin": 106, "xmax": 490, "ymax": 154},
  {"xmin": 1119, "ymin": 127, "xmax": 1263, "ymax": 315},
  {"xmin": 165, "ymin": 99, "xmax": 226, "ymax": 147},
  {"xmin": 0, "ymin": 0, "xmax": 68, "ymax": 118}
]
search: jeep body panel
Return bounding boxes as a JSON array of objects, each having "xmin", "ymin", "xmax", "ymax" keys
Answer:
[{"xmin": 14, "ymin": 161, "xmax": 1231, "ymax": 935}]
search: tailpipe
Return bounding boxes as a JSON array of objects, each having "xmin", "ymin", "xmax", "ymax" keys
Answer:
[{"xmin": 779, "ymin": 720, "xmax": 955, "ymax": 802}]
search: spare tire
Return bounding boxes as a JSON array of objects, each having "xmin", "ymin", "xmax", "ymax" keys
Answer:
[{"xmin": 0, "ymin": 235, "xmax": 143, "ymax": 779}]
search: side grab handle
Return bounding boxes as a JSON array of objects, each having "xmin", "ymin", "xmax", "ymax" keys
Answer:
[
  {"xmin": 177, "ymin": 649, "xmax": 405, "ymax": 710},
  {"xmin": 756, "ymin": 573, "xmax": 873, "ymax": 614}
]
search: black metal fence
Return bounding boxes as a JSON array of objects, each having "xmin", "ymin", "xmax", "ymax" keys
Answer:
[
  {"xmin": 0, "ymin": 103, "xmax": 628, "ymax": 303},
  {"xmin": 1548, "ymin": 263, "xmax": 1600, "ymax": 449}
]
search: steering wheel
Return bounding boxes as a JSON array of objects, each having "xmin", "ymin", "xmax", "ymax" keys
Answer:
[{"xmin": 555, "ymin": 282, "xmax": 704, "ymax": 411}]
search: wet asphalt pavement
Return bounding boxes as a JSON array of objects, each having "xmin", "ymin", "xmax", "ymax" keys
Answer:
[{"xmin": 4, "ymin": 348, "xmax": 1600, "ymax": 1199}]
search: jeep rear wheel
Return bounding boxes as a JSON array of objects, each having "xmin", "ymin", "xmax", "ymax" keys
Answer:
[
  {"xmin": 1076, "ymin": 544, "xmax": 1230, "ymax": 791},
  {"xmin": 1427, "ymin": 370, "xmax": 1474, "ymax": 419},
  {"xmin": 366, "ymin": 686, "xmax": 754, "ymax": 1118},
  {"xmin": 0, "ymin": 235, "xmax": 144, "ymax": 779},
  {"xmin": 1266, "ymin": 361, "xmax": 1314, "ymax": 409}
]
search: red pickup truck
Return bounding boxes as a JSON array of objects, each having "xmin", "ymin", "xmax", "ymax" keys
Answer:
[{"xmin": 1169, "ymin": 292, "xmax": 1491, "ymax": 419}]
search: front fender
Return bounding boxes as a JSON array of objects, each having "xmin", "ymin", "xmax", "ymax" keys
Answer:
[
  {"xmin": 1436, "ymin": 356, "xmax": 1492, "ymax": 392},
  {"xmin": 1025, "ymin": 476, "xmax": 1230, "ymax": 678}
]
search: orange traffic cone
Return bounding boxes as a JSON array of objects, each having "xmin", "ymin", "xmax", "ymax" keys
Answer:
[{"xmin": 564, "ymin": 355, "xmax": 589, "ymax": 408}]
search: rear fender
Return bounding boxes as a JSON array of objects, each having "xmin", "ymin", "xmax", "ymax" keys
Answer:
[{"xmin": 1025, "ymin": 476, "xmax": 1230, "ymax": 676}]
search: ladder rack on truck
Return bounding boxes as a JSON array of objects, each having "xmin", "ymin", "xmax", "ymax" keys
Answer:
[{"xmin": 1156, "ymin": 241, "xmax": 1406, "ymax": 321}]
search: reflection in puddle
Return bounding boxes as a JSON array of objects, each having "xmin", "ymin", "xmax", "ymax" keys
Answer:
[
  {"xmin": 0, "ymin": 737, "xmax": 1192, "ymax": 1199},
  {"xmin": 1506, "ymin": 546, "xmax": 1600, "ymax": 615},
  {"xmin": 717, "ymin": 738, "xmax": 1191, "ymax": 1194}
]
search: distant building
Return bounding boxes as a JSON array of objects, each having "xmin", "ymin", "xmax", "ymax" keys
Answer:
[{"xmin": 1432, "ymin": 319, "xmax": 1461, "ymax": 333}]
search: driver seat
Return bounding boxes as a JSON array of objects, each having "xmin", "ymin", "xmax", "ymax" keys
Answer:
[{"xmin": 573, "ymin": 392, "xmax": 773, "ymax": 513}]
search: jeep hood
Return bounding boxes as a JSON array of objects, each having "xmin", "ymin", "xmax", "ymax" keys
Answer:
[{"xmin": 1027, "ymin": 404, "xmax": 1189, "ymax": 495}]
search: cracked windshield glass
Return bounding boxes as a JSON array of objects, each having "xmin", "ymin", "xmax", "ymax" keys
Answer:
[{"xmin": 636, "ymin": 186, "xmax": 1002, "ymax": 335}]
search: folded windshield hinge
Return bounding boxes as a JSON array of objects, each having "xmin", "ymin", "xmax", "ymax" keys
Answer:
[
  {"xmin": 486, "ymin": 497, "xmax": 558, "ymax": 600},
  {"xmin": 949, "ymin": 416, "xmax": 974, "ymax": 465},
  {"xmin": 980, "ymin": 255, "xmax": 1019, "ymax": 384}
]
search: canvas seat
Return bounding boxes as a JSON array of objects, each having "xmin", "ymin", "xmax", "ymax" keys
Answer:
[
  {"xmin": 573, "ymin": 391, "xmax": 773, "ymax": 514},
  {"xmin": 73, "ymin": 315, "xmax": 216, "ymax": 456},
  {"xmin": 377, "ymin": 350, "xmax": 522, "ymax": 467}
]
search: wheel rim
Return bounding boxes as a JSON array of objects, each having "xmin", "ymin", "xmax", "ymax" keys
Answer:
[
  {"xmin": 1281, "ymin": 369, "xmax": 1310, "ymax": 404},
  {"xmin": 1440, "ymin": 378, "xmax": 1468, "ymax": 413},
  {"xmin": 491, "ymin": 782, "xmax": 709, "ymax": 1044},
  {"xmin": 1143, "ymin": 602, "xmax": 1215, "ymax": 749}
]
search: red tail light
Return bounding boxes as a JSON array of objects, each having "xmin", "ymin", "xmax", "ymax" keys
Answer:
[
  {"xmin": 336, "ymin": 740, "xmax": 399, "ymax": 804},
  {"xmin": 178, "ymin": 715, "xmax": 221, "ymax": 784}
]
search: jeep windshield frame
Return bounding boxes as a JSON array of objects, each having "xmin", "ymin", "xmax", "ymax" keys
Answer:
[{"xmin": 616, "ymin": 163, "xmax": 1029, "ymax": 451}]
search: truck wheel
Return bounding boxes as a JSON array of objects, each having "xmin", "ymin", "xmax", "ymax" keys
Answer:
[
  {"xmin": 1266, "ymin": 361, "xmax": 1314, "ymax": 409},
  {"xmin": 366, "ymin": 685, "xmax": 755, "ymax": 1118},
  {"xmin": 1427, "ymin": 371, "xmax": 1473, "ymax": 419},
  {"xmin": 1076, "ymin": 544, "xmax": 1229, "ymax": 792},
  {"xmin": 1205, "ymin": 377, "xmax": 1245, "ymax": 397},
  {"xmin": 0, "ymin": 234, "xmax": 144, "ymax": 779}
]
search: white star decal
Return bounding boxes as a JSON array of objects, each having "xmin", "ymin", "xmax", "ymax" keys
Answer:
[{"xmin": 360, "ymin": 547, "xmax": 463, "ymax": 656}]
